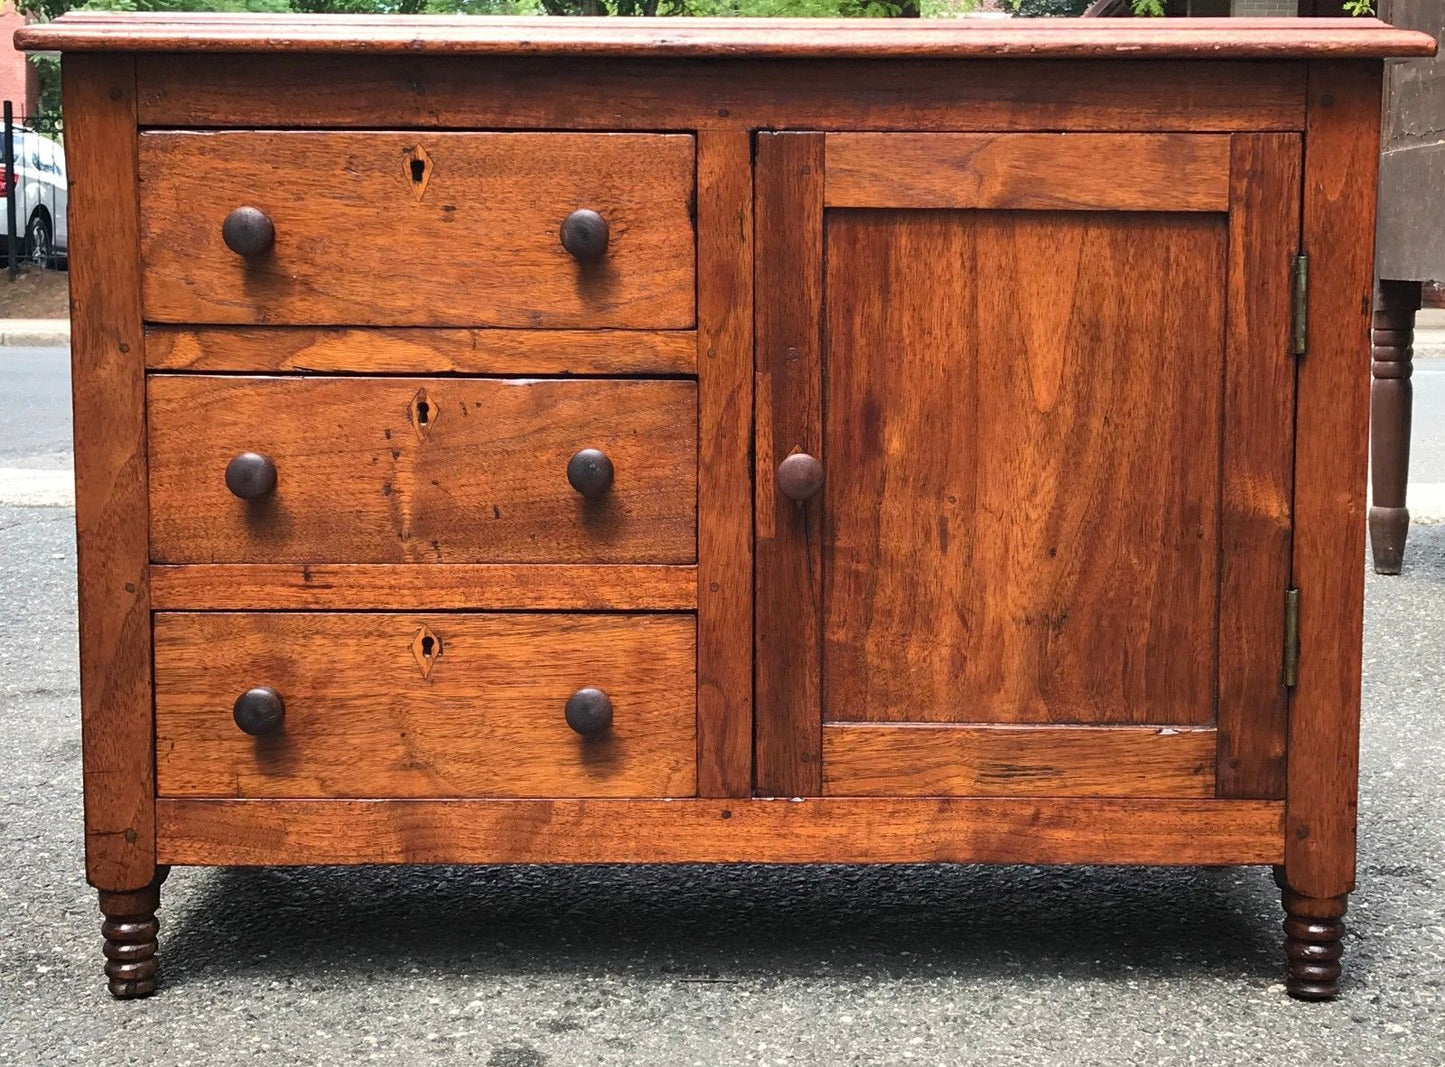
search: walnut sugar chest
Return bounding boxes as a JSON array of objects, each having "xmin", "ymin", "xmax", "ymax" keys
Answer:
[{"xmin": 17, "ymin": 13, "xmax": 1435, "ymax": 1001}]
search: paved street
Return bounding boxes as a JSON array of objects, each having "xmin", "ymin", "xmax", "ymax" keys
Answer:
[{"xmin": 1, "ymin": 346, "xmax": 1442, "ymax": 1066}]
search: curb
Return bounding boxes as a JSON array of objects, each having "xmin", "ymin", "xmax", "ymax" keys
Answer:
[{"xmin": 0, "ymin": 320, "xmax": 70, "ymax": 346}]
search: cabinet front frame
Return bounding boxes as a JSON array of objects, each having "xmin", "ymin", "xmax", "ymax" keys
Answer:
[{"xmin": 60, "ymin": 52, "xmax": 1375, "ymax": 881}]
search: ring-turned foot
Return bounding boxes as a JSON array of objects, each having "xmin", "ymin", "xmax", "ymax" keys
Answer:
[
  {"xmin": 1281, "ymin": 887, "xmax": 1347, "ymax": 1001},
  {"xmin": 98, "ymin": 868, "xmax": 168, "ymax": 999}
]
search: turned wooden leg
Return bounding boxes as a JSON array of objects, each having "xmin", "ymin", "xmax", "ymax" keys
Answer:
[
  {"xmin": 1281, "ymin": 886, "xmax": 1348, "ymax": 1001},
  {"xmin": 1369, "ymin": 279, "xmax": 1421, "ymax": 575},
  {"xmin": 98, "ymin": 867, "xmax": 168, "ymax": 999}
]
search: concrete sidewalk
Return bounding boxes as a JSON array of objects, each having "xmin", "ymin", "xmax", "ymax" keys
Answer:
[
  {"xmin": 1414, "ymin": 307, "xmax": 1445, "ymax": 357},
  {"xmin": 0, "ymin": 318, "xmax": 69, "ymax": 346}
]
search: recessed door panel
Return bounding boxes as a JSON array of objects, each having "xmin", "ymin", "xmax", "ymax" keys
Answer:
[{"xmin": 823, "ymin": 209, "xmax": 1226, "ymax": 725}]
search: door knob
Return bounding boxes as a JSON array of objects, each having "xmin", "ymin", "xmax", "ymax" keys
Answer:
[{"xmin": 776, "ymin": 453, "xmax": 824, "ymax": 502}]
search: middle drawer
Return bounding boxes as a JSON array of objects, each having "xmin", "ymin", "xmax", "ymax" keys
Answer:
[{"xmin": 148, "ymin": 375, "xmax": 698, "ymax": 564}]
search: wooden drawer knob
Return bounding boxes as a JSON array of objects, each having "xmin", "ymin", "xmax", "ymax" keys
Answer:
[
  {"xmin": 222, "ymin": 206, "xmax": 275, "ymax": 257},
  {"xmin": 565, "ymin": 687, "xmax": 613, "ymax": 736},
  {"xmin": 233, "ymin": 687, "xmax": 285, "ymax": 736},
  {"xmin": 776, "ymin": 452, "xmax": 824, "ymax": 501},
  {"xmin": 560, "ymin": 209, "xmax": 609, "ymax": 262},
  {"xmin": 567, "ymin": 448, "xmax": 614, "ymax": 500},
  {"xmin": 225, "ymin": 452, "xmax": 277, "ymax": 500}
]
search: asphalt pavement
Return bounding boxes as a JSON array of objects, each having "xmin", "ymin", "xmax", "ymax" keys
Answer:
[{"xmin": 1, "ymin": 345, "xmax": 1442, "ymax": 1066}]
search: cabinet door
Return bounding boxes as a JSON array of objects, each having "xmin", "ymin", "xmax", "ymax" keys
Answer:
[{"xmin": 755, "ymin": 132, "xmax": 1299, "ymax": 801}]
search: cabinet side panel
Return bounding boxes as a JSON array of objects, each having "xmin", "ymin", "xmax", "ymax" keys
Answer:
[
  {"xmin": 62, "ymin": 55, "xmax": 155, "ymax": 891},
  {"xmin": 1287, "ymin": 61, "xmax": 1382, "ymax": 897},
  {"xmin": 696, "ymin": 130, "xmax": 754, "ymax": 797}
]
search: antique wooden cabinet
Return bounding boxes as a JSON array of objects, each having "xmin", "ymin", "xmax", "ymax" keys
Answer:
[{"xmin": 19, "ymin": 14, "xmax": 1434, "ymax": 1002}]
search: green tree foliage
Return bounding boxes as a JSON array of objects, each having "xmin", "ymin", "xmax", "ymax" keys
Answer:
[
  {"xmin": 1004, "ymin": 0, "xmax": 1163, "ymax": 14},
  {"xmin": 686, "ymin": 0, "xmax": 920, "ymax": 16},
  {"xmin": 25, "ymin": 0, "xmax": 938, "ymax": 26},
  {"xmin": 21, "ymin": 0, "xmax": 930, "ymax": 19},
  {"xmin": 32, "ymin": 0, "xmax": 288, "ymax": 19},
  {"xmin": 1007, "ymin": 0, "xmax": 1088, "ymax": 15}
]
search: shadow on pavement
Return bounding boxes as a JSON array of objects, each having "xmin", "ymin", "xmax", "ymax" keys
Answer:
[{"xmin": 164, "ymin": 861, "xmax": 1282, "ymax": 987}]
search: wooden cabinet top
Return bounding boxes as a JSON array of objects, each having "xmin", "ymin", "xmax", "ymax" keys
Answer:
[{"xmin": 16, "ymin": 14, "xmax": 1435, "ymax": 60}]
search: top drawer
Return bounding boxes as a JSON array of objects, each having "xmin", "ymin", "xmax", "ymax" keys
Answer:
[{"xmin": 138, "ymin": 132, "xmax": 696, "ymax": 328}]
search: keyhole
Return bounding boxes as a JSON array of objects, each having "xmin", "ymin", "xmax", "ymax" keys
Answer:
[
  {"xmin": 409, "ymin": 388, "xmax": 436, "ymax": 440},
  {"xmin": 411, "ymin": 625, "xmax": 442, "ymax": 679},
  {"xmin": 404, "ymin": 145, "xmax": 433, "ymax": 201}
]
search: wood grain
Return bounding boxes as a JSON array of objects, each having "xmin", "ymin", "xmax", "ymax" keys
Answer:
[
  {"xmin": 156, "ymin": 797, "xmax": 1285, "ymax": 867},
  {"xmin": 1215, "ymin": 133, "xmax": 1301, "ymax": 799},
  {"xmin": 825, "ymin": 133, "xmax": 1230, "ymax": 211},
  {"xmin": 154, "ymin": 613, "xmax": 696, "ymax": 799},
  {"xmin": 822, "ymin": 209, "xmax": 1226, "ymax": 726},
  {"xmin": 695, "ymin": 131, "xmax": 753, "ymax": 798},
  {"xmin": 21, "ymin": 15, "xmax": 1435, "ymax": 59},
  {"xmin": 132, "ymin": 57, "xmax": 1308, "ymax": 133},
  {"xmin": 1286, "ymin": 61, "xmax": 1382, "ymax": 900},
  {"xmin": 138, "ymin": 132, "xmax": 695, "ymax": 328},
  {"xmin": 147, "ymin": 376, "xmax": 697, "ymax": 565},
  {"xmin": 821, "ymin": 724, "xmax": 1215, "ymax": 798},
  {"xmin": 63, "ymin": 56, "xmax": 156, "ymax": 893},
  {"xmin": 149, "ymin": 564, "xmax": 697, "ymax": 611},
  {"xmin": 146, "ymin": 327, "xmax": 697, "ymax": 376},
  {"xmin": 754, "ymin": 133, "xmax": 825, "ymax": 797}
]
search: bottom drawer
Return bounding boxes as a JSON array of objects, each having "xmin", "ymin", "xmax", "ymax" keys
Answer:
[{"xmin": 154, "ymin": 612, "xmax": 696, "ymax": 798}]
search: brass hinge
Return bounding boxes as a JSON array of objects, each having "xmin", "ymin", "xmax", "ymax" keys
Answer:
[
  {"xmin": 1282, "ymin": 587, "xmax": 1300, "ymax": 688},
  {"xmin": 1291, "ymin": 255, "xmax": 1309, "ymax": 357}
]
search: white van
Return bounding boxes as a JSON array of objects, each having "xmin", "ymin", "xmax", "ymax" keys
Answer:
[{"xmin": 3, "ymin": 128, "xmax": 67, "ymax": 268}]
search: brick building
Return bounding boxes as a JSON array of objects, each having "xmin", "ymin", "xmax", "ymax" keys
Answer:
[{"xmin": 0, "ymin": 1, "xmax": 39, "ymax": 119}]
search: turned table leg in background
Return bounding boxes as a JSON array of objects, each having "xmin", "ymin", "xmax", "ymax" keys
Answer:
[
  {"xmin": 1369, "ymin": 279, "xmax": 1422, "ymax": 575},
  {"xmin": 98, "ymin": 867, "xmax": 168, "ymax": 999}
]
